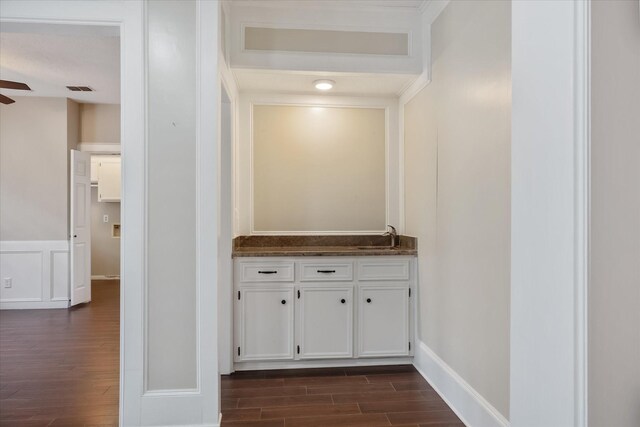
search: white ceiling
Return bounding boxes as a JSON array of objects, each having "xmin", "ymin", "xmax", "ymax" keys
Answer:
[
  {"xmin": 233, "ymin": 69, "xmax": 418, "ymax": 97},
  {"xmin": 0, "ymin": 23, "xmax": 120, "ymax": 104}
]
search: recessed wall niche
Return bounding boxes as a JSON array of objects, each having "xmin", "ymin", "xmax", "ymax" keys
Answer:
[{"xmin": 252, "ymin": 104, "xmax": 386, "ymax": 233}]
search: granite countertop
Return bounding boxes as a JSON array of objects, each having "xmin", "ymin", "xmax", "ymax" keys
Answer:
[{"xmin": 232, "ymin": 235, "xmax": 417, "ymax": 257}]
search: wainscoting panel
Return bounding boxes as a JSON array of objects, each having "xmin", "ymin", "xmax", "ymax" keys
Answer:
[{"xmin": 0, "ymin": 241, "xmax": 70, "ymax": 309}]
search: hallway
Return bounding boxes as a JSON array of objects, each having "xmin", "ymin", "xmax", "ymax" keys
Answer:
[
  {"xmin": 0, "ymin": 281, "xmax": 119, "ymax": 426},
  {"xmin": 221, "ymin": 366, "xmax": 463, "ymax": 426}
]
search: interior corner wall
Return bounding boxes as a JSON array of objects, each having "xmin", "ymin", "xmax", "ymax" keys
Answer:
[
  {"xmin": 80, "ymin": 103, "xmax": 121, "ymax": 143},
  {"xmin": 0, "ymin": 97, "xmax": 70, "ymax": 241},
  {"xmin": 90, "ymin": 187, "xmax": 120, "ymax": 277},
  {"xmin": 589, "ymin": 1, "xmax": 640, "ymax": 426},
  {"xmin": 404, "ymin": 0, "xmax": 511, "ymax": 419}
]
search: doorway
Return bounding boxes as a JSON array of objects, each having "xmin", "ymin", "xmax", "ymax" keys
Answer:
[{"xmin": 0, "ymin": 21, "xmax": 122, "ymax": 426}]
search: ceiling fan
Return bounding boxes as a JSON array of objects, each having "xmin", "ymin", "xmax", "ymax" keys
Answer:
[{"xmin": 0, "ymin": 79, "xmax": 32, "ymax": 104}]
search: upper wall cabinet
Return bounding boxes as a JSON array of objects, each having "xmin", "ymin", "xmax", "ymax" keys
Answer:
[
  {"xmin": 96, "ymin": 156, "xmax": 121, "ymax": 202},
  {"xmin": 226, "ymin": 2, "xmax": 423, "ymax": 74}
]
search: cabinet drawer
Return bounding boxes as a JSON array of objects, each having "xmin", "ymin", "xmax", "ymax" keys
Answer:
[
  {"xmin": 299, "ymin": 261, "xmax": 353, "ymax": 282},
  {"xmin": 240, "ymin": 262, "xmax": 294, "ymax": 282},
  {"xmin": 357, "ymin": 259, "xmax": 410, "ymax": 281}
]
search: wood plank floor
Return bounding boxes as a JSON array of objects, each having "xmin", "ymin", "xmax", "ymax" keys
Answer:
[
  {"xmin": 0, "ymin": 280, "xmax": 120, "ymax": 427},
  {"xmin": 221, "ymin": 366, "xmax": 463, "ymax": 427},
  {"xmin": 2, "ymin": 280, "xmax": 462, "ymax": 427}
]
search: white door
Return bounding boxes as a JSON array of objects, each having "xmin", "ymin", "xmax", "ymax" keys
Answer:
[
  {"xmin": 70, "ymin": 150, "xmax": 92, "ymax": 306},
  {"xmin": 237, "ymin": 287, "xmax": 294, "ymax": 361},
  {"xmin": 358, "ymin": 286, "xmax": 409, "ymax": 357},
  {"xmin": 298, "ymin": 286, "xmax": 353, "ymax": 359}
]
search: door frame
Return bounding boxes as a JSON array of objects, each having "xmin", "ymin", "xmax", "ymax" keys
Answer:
[
  {"xmin": 1, "ymin": 1, "xmax": 221, "ymax": 425},
  {"xmin": 0, "ymin": 1, "xmax": 145, "ymax": 424}
]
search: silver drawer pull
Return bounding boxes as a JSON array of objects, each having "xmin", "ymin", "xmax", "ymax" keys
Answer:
[{"xmin": 317, "ymin": 269, "xmax": 336, "ymax": 274}]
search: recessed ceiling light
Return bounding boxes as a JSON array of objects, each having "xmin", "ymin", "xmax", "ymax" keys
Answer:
[{"xmin": 313, "ymin": 79, "xmax": 335, "ymax": 91}]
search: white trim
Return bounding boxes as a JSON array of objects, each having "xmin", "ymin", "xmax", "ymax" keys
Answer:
[
  {"xmin": 196, "ymin": 0, "xmax": 220, "ymax": 423},
  {"xmin": 510, "ymin": 1, "xmax": 590, "ymax": 424},
  {"xmin": 413, "ymin": 340, "xmax": 510, "ymax": 427},
  {"xmin": 78, "ymin": 142, "xmax": 121, "ymax": 154},
  {"xmin": 0, "ymin": 240, "xmax": 69, "ymax": 251},
  {"xmin": 235, "ymin": 356, "xmax": 413, "ymax": 371},
  {"xmin": 218, "ymin": 40, "xmax": 239, "ymax": 376},
  {"xmin": 573, "ymin": 1, "xmax": 590, "ymax": 425},
  {"xmin": 0, "ymin": 240, "xmax": 70, "ymax": 310},
  {"xmin": 421, "ymin": 0, "xmax": 450, "ymax": 26},
  {"xmin": 228, "ymin": 2, "xmax": 422, "ymax": 75},
  {"xmin": 0, "ymin": 300, "xmax": 69, "ymax": 310},
  {"xmin": 0, "ymin": 1, "xmax": 148, "ymax": 424}
]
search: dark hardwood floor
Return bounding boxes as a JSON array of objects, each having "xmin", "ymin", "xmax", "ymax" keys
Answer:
[
  {"xmin": 1, "ymin": 280, "xmax": 462, "ymax": 427},
  {"xmin": 0, "ymin": 280, "xmax": 120, "ymax": 427},
  {"xmin": 221, "ymin": 366, "xmax": 463, "ymax": 427}
]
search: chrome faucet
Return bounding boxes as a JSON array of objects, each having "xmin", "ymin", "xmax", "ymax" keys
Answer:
[{"xmin": 383, "ymin": 225, "xmax": 398, "ymax": 248}]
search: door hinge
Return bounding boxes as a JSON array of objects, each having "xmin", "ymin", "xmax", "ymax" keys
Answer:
[
  {"xmin": 237, "ymin": 290, "xmax": 241, "ymax": 300},
  {"xmin": 297, "ymin": 289, "xmax": 300, "ymax": 299},
  {"xmin": 409, "ymin": 288, "xmax": 411, "ymax": 297},
  {"xmin": 297, "ymin": 345, "xmax": 300, "ymax": 354},
  {"xmin": 237, "ymin": 347, "xmax": 240, "ymax": 356},
  {"xmin": 409, "ymin": 342, "xmax": 411, "ymax": 351}
]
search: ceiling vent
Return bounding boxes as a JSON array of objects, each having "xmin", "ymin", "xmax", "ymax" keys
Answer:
[{"xmin": 67, "ymin": 86, "xmax": 93, "ymax": 92}]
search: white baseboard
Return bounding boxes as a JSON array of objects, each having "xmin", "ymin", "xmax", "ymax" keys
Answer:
[
  {"xmin": 413, "ymin": 340, "xmax": 509, "ymax": 427},
  {"xmin": 0, "ymin": 300, "xmax": 69, "ymax": 310},
  {"xmin": 235, "ymin": 357, "xmax": 413, "ymax": 371}
]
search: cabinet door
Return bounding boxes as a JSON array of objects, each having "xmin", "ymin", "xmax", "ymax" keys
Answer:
[
  {"xmin": 298, "ymin": 287, "xmax": 353, "ymax": 359},
  {"xmin": 237, "ymin": 287, "xmax": 294, "ymax": 361},
  {"xmin": 358, "ymin": 286, "xmax": 409, "ymax": 357},
  {"xmin": 97, "ymin": 157, "xmax": 121, "ymax": 202}
]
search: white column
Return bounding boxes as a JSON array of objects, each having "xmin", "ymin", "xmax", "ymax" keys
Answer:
[{"xmin": 510, "ymin": 1, "xmax": 589, "ymax": 426}]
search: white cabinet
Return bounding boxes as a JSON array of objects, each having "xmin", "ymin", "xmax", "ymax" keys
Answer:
[
  {"xmin": 97, "ymin": 156, "xmax": 121, "ymax": 202},
  {"xmin": 298, "ymin": 286, "xmax": 353, "ymax": 359},
  {"xmin": 233, "ymin": 256, "xmax": 414, "ymax": 367},
  {"xmin": 236, "ymin": 287, "xmax": 294, "ymax": 361},
  {"xmin": 358, "ymin": 286, "xmax": 410, "ymax": 357}
]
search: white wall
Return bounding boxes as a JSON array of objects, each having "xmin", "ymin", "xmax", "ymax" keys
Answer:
[
  {"xmin": 404, "ymin": 0, "xmax": 511, "ymax": 421},
  {"xmin": 590, "ymin": 1, "xmax": 640, "ymax": 426},
  {"xmin": 0, "ymin": 97, "xmax": 71, "ymax": 241}
]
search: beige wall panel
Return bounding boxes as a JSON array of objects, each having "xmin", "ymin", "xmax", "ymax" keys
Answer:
[
  {"xmin": 80, "ymin": 103, "xmax": 120, "ymax": 143},
  {"xmin": 404, "ymin": 0, "xmax": 511, "ymax": 418},
  {"xmin": 253, "ymin": 105, "xmax": 386, "ymax": 232},
  {"xmin": 145, "ymin": 0, "xmax": 197, "ymax": 391},
  {"xmin": 245, "ymin": 27, "xmax": 408, "ymax": 56},
  {"xmin": 0, "ymin": 97, "xmax": 69, "ymax": 241},
  {"xmin": 589, "ymin": 2, "xmax": 640, "ymax": 426}
]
